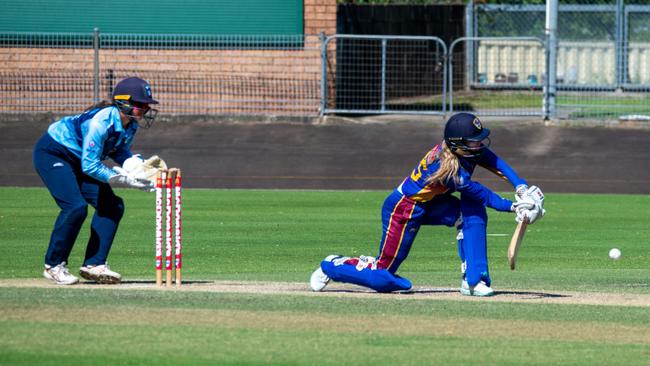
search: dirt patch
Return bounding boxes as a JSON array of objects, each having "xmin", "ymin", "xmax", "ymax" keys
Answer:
[{"xmin": 2, "ymin": 279, "xmax": 649, "ymax": 307}]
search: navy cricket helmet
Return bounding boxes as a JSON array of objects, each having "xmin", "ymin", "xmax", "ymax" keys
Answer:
[
  {"xmin": 443, "ymin": 113, "xmax": 490, "ymax": 158},
  {"xmin": 112, "ymin": 77, "xmax": 158, "ymax": 105},
  {"xmin": 112, "ymin": 77, "xmax": 159, "ymax": 127}
]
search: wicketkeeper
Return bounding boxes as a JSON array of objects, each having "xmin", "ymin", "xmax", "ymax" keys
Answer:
[
  {"xmin": 310, "ymin": 113, "xmax": 545, "ymax": 296},
  {"xmin": 33, "ymin": 77, "xmax": 167, "ymax": 285}
]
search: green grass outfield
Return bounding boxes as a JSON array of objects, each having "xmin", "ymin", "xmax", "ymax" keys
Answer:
[
  {"xmin": 1, "ymin": 187, "xmax": 649, "ymax": 365},
  {"xmin": 445, "ymin": 91, "xmax": 650, "ymax": 119}
]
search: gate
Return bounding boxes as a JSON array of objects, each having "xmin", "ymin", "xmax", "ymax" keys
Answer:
[
  {"xmin": 449, "ymin": 36, "xmax": 546, "ymax": 116},
  {"xmin": 320, "ymin": 35, "xmax": 447, "ymax": 116}
]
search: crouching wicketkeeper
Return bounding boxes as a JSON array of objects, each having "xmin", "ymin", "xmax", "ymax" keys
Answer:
[{"xmin": 33, "ymin": 77, "xmax": 167, "ymax": 285}]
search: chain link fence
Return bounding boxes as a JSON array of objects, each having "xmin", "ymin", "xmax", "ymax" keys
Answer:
[
  {"xmin": 0, "ymin": 32, "xmax": 96, "ymax": 112},
  {"xmin": 449, "ymin": 36, "xmax": 545, "ymax": 116},
  {"xmin": 2, "ymin": 2, "xmax": 648, "ymax": 120},
  {"xmin": 320, "ymin": 34, "xmax": 447, "ymax": 115},
  {"xmin": 0, "ymin": 32, "xmax": 322, "ymax": 115},
  {"xmin": 472, "ymin": 1, "xmax": 650, "ymax": 120}
]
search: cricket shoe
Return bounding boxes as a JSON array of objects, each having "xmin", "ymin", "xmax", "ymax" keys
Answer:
[
  {"xmin": 310, "ymin": 267, "xmax": 330, "ymax": 292},
  {"xmin": 309, "ymin": 255, "xmax": 343, "ymax": 292},
  {"xmin": 79, "ymin": 263, "xmax": 122, "ymax": 284},
  {"xmin": 460, "ymin": 279, "xmax": 494, "ymax": 297},
  {"xmin": 43, "ymin": 261, "xmax": 79, "ymax": 285}
]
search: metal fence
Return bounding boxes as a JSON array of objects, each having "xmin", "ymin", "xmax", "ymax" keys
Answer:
[
  {"xmin": 0, "ymin": 31, "xmax": 322, "ymax": 115},
  {"xmin": 2, "ymin": 30, "xmax": 546, "ymax": 119},
  {"xmin": 449, "ymin": 36, "xmax": 546, "ymax": 116},
  {"xmin": 471, "ymin": 1, "xmax": 650, "ymax": 120},
  {"xmin": 320, "ymin": 34, "xmax": 447, "ymax": 115},
  {"xmin": 1, "ymin": 11, "xmax": 648, "ymax": 120}
]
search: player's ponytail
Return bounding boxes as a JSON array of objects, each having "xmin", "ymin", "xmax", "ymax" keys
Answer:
[{"xmin": 427, "ymin": 141, "xmax": 460, "ymax": 185}]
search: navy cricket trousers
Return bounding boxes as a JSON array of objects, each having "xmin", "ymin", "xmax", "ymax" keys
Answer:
[{"xmin": 33, "ymin": 134, "xmax": 125, "ymax": 267}]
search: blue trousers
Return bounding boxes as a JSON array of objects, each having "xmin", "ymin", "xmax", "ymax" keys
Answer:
[
  {"xmin": 322, "ymin": 189, "xmax": 491, "ymax": 291},
  {"xmin": 376, "ymin": 190, "xmax": 460, "ymax": 272},
  {"xmin": 33, "ymin": 134, "xmax": 125, "ymax": 267},
  {"xmin": 457, "ymin": 193, "xmax": 491, "ymax": 286}
]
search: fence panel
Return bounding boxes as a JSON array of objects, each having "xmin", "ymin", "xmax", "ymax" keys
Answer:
[
  {"xmin": 627, "ymin": 6, "xmax": 650, "ymax": 86},
  {"xmin": 98, "ymin": 34, "xmax": 321, "ymax": 115},
  {"xmin": 473, "ymin": 2, "xmax": 650, "ymax": 120},
  {"xmin": 449, "ymin": 37, "xmax": 545, "ymax": 116},
  {"xmin": 0, "ymin": 32, "xmax": 96, "ymax": 113},
  {"xmin": 321, "ymin": 34, "xmax": 447, "ymax": 115},
  {"xmin": 0, "ymin": 32, "xmax": 322, "ymax": 116}
]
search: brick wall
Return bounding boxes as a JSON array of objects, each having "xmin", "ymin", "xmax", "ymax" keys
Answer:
[
  {"xmin": 0, "ymin": 0, "xmax": 337, "ymax": 115},
  {"xmin": 304, "ymin": 0, "xmax": 337, "ymax": 36}
]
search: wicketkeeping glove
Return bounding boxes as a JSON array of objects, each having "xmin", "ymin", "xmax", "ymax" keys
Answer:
[
  {"xmin": 139, "ymin": 155, "xmax": 168, "ymax": 181},
  {"xmin": 109, "ymin": 167, "xmax": 155, "ymax": 192},
  {"xmin": 143, "ymin": 155, "xmax": 167, "ymax": 170},
  {"xmin": 122, "ymin": 154, "xmax": 144, "ymax": 173},
  {"xmin": 121, "ymin": 155, "xmax": 168, "ymax": 182}
]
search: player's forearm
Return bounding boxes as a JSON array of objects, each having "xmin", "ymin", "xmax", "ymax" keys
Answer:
[
  {"xmin": 479, "ymin": 149, "xmax": 527, "ymax": 188},
  {"xmin": 458, "ymin": 180, "xmax": 513, "ymax": 212},
  {"xmin": 81, "ymin": 157, "xmax": 115, "ymax": 183}
]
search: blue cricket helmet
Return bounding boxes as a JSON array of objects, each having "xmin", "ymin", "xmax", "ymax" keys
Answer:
[
  {"xmin": 111, "ymin": 77, "xmax": 159, "ymax": 127},
  {"xmin": 443, "ymin": 113, "xmax": 490, "ymax": 157},
  {"xmin": 112, "ymin": 77, "xmax": 158, "ymax": 105}
]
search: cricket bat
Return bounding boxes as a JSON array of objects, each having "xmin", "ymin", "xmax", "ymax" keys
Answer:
[{"xmin": 507, "ymin": 217, "xmax": 529, "ymax": 270}]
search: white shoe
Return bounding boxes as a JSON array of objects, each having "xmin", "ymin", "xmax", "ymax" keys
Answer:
[
  {"xmin": 79, "ymin": 263, "xmax": 122, "ymax": 284},
  {"xmin": 309, "ymin": 255, "xmax": 344, "ymax": 292},
  {"xmin": 310, "ymin": 267, "xmax": 330, "ymax": 292},
  {"xmin": 460, "ymin": 279, "xmax": 494, "ymax": 297},
  {"xmin": 43, "ymin": 261, "xmax": 79, "ymax": 285}
]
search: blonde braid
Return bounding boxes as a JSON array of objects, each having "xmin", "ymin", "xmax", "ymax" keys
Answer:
[{"xmin": 427, "ymin": 142, "xmax": 460, "ymax": 185}]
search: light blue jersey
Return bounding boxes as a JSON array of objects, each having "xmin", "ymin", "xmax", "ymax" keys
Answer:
[{"xmin": 47, "ymin": 106, "xmax": 137, "ymax": 182}]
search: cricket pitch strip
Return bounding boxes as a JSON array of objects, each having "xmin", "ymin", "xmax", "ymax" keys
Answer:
[{"xmin": 1, "ymin": 279, "xmax": 648, "ymax": 307}]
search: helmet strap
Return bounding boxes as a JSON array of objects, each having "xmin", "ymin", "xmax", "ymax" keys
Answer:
[
  {"xmin": 446, "ymin": 139, "xmax": 488, "ymax": 159},
  {"xmin": 114, "ymin": 100, "xmax": 135, "ymax": 117}
]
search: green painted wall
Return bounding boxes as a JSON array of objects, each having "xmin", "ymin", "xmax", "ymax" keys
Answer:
[{"xmin": 0, "ymin": 0, "xmax": 303, "ymax": 35}]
